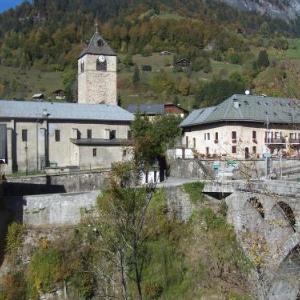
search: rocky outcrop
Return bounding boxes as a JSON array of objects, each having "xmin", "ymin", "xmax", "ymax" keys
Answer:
[{"xmin": 220, "ymin": 0, "xmax": 300, "ymax": 20}]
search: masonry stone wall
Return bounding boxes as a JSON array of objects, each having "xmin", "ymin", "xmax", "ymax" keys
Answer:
[
  {"xmin": 19, "ymin": 191, "xmax": 99, "ymax": 226},
  {"xmin": 168, "ymin": 158, "xmax": 300, "ymax": 180},
  {"xmin": 78, "ymin": 55, "xmax": 117, "ymax": 105},
  {"xmin": 6, "ymin": 170, "xmax": 110, "ymax": 196}
]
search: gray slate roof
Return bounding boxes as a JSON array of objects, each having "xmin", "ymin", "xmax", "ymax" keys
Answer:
[
  {"xmin": 0, "ymin": 100, "xmax": 134, "ymax": 122},
  {"xmin": 181, "ymin": 94, "xmax": 300, "ymax": 127},
  {"xmin": 79, "ymin": 32, "xmax": 116, "ymax": 58},
  {"xmin": 127, "ymin": 104, "xmax": 165, "ymax": 115}
]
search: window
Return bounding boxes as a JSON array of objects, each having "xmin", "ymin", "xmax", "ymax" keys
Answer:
[
  {"xmin": 252, "ymin": 131, "xmax": 257, "ymax": 140},
  {"xmin": 97, "ymin": 39, "xmax": 104, "ymax": 47},
  {"xmin": 193, "ymin": 138, "xmax": 196, "ymax": 149},
  {"xmin": 22, "ymin": 129, "xmax": 27, "ymax": 142},
  {"xmin": 96, "ymin": 59, "xmax": 107, "ymax": 71},
  {"xmin": 123, "ymin": 150, "xmax": 127, "ymax": 158},
  {"xmin": 232, "ymin": 131, "xmax": 237, "ymax": 143},
  {"xmin": 93, "ymin": 148, "xmax": 97, "ymax": 157},
  {"xmin": 77, "ymin": 130, "xmax": 81, "ymax": 140},
  {"xmin": 55, "ymin": 130, "xmax": 60, "ymax": 142},
  {"xmin": 206, "ymin": 147, "xmax": 210, "ymax": 156},
  {"xmin": 232, "ymin": 146, "xmax": 237, "ymax": 154},
  {"xmin": 253, "ymin": 146, "xmax": 257, "ymax": 154},
  {"xmin": 186, "ymin": 136, "xmax": 189, "ymax": 148},
  {"xmin": 80, "ymin": 61, "xmax": 84, "ymax": 73},
  {"xmin": 215, "ymin": 132, "xmax": 219, "ymax": 143},
  {"xmin": 109, "ymin": 130, "xmax": 116, "ymax": 140},
  {"xmin": 204, "ymin": 133, "xmax": 210, "ymax": 141},
  {"xmin": 87, "ymin": 129, "xmax": 92, "ymax": 139}
]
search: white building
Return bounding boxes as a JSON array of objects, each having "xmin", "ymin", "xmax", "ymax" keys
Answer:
[{"xmin": 181, "ymin": 94, "xmax": 300, "ymax": 159}]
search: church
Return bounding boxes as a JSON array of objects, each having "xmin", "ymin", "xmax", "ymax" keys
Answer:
[{"xmin": 0, "ymin": 30, "xmax": 134, "ymax": 174}]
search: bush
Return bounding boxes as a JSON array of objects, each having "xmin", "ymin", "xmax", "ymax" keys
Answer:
[
  {"xmin": 26, "ymin": 247, "xmax": 64, "ymax": 296},
  {"xmin": 183, "ymin": 182, "xmax": 205, "ymax": 203},
  {"xmin": 6, "ymin": 223, "xmax": 25, "ymax": 258},
  {"xmin": 257, "ymin": 50, "xmax": 270, "ymax": 69},
  {"xmin": 0, "ymin": 272, "xmax": 26, "ymax": 300}
]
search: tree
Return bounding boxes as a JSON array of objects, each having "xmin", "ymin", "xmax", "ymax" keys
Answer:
[
  {"xmin": 123, "ymin": 54, "xmax": 134, "ymax": 67},
  {"xmin": 194, "ymin": 77, "xmax": 246, "ymax": 107},
  {"xmin": 257, "ymin": 50, "xmax": 270, "ymax": 69},
  {"xmin": 132, "ymin": 65, "xmax": 140, "ymax": 85},
  {"xmin": 97, "ymin": 168, "xmax": 157, "ymax": 300},
  {"xmin": 177, "ymin": 77, "xmax": 190, "ymax": 96},
  {"xmin": 192, "ymin": 56, "xmax": 212, "ymax": 73},
  {"xmin": 131, "ymin": 115, "xmax": 182, "ymax": 169}
]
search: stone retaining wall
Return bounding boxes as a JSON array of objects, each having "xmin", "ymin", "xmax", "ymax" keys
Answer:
[
  {"xmin": 5, "ymin": 170, "xmax": 110, "ymax": 196},
  {"xmin": 168, "ymin": 158, "xmax": 300, "ymax": 180}
]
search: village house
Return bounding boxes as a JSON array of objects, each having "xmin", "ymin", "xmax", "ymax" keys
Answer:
[
  {"xmin": 52, "ymin": 89, "xmax": 66, "ymax": 100},
  {"xmin": 0, "ymin": 30, "xmax": 134, "ymax": 174},
  {"xmin": 173, "ymin": 58, "xmax": 191, "ymax": 71},
  {"xmin": 181, "ymin": 94, "xmax": 300, "ymax": 159},
  {"xmin": 127, "ymin": 103, "xmax": 188, "ymax": 119}
]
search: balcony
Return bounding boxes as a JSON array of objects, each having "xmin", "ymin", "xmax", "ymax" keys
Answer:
[
  {"xmin": 265, "ymin": 138, "xmax": 286, "ymax": 144},
  {"xmin": 289, "ymin": 138, "xmax": 300, "ymax": 144}
]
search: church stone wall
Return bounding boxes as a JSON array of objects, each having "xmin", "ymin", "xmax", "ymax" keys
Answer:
[{"xmin": 78, "ymin": 55, "xmax": 117, "ymax": 105}]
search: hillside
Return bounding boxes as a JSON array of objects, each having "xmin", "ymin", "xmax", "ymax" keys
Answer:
[{"xmin": 1, "ymin": 0, "xmax": 300, "ymax": 109}]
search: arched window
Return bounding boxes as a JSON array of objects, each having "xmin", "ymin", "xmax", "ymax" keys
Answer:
[
  {"xmin": 80, "ymin": 61, "xmax": 84, "ymax": 73},
  {"xmin": 96, "ymin": 59, "xmax": 107, "ymax": 71},
  {"xmin": 97, "ymin": 39, "xmax": 104, "ymax": 47}
]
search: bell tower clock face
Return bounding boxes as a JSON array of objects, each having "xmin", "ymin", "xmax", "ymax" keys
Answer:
[{"xmin": 98, "ymin": 55, "xmax": 106, "ymax": 63}]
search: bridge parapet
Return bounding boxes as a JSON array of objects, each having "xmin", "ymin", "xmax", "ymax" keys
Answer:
[{"xmin": 203, "ymin": 179, "xmax": 300, "ymax": 197}]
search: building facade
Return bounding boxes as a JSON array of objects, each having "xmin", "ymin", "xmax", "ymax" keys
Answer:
[
  {"xmin": 78, "ymin": 31, "xmax": 117, "ymax": 105},
  {"xmin": 181, "ymin": 95, "xmax": 300, "ymax": 159}
]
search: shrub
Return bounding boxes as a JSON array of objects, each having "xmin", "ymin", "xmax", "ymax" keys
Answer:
[
  {"xmin": 6, "ymin": 223, "xmax": 25, "ymax": 258},
  {"xmin": 183, "ymin": 182, "xmax": 205, "ymax": 203},
  {"xmin": 26, "ymin": 247, "xmax": 64, "ymax": 296},
  {"xmin": 0, "ymin": 272, "xmax": 26, "ymax": 300}
]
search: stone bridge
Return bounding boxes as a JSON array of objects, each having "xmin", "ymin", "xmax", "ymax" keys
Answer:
[{"xmin": 204, "ymin": 179, "xmax": 300, "ymax": 300}]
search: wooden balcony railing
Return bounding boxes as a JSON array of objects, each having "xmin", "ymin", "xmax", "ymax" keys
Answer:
[
  {"xmin": 265, "ymin": 138, "xmax": 286, "ymax": 144},
  {"xmin": 289, "ymin": 138, "xmax": 300, "ymax": 144}
]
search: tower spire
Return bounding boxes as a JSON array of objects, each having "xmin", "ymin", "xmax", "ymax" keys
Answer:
[{"xmin": 95, "ymin": 20, "xmax": 99, "ymax": 33}]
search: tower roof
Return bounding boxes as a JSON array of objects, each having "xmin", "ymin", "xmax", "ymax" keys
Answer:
[{"xmin": 79, "ymin": 31, "xmax": 116, "ymax": 59}]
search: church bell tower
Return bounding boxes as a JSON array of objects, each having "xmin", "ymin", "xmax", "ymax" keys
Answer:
[{"xmin": 78, "ymin": 29, "xmax": 117, "ymax": 105}]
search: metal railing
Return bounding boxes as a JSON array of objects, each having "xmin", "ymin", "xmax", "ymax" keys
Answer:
[
  {"xmin": 265, "ymin": 138, "xmax": 286, "ymax": 144},
  {"xmin": 265, "ymin": 138, "xmax": 300, "ymax": 144}
]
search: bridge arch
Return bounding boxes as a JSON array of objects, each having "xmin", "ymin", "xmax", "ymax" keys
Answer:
[
  {"xmin": 268, "ymin": 244, "xmax": 300, "ymax": 300},
  {"xmin": 277, "ymin": 201, "xmax": 296, "ymax": 232},
  {"xmin": 248, "ymin": 196, "xmax": 265, "ymax": 218},
  {"xmin": 275, "ymin": 233, "xmax": 300, "ymax": 272}
]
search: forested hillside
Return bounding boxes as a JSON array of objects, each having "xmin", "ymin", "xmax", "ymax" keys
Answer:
[{"xmin": 1, "ymin": 0, "xmax": 300, "ymax": 108}]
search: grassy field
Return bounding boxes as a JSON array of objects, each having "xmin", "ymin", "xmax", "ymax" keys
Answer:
[
  {"xmin": 118, "ymin": 53, "xmax": 244, "ymax": 109},
  {"xmin": 285, "ymin": 38, "xmax": 300, "ymax": 59},
  {"xmin": 0, "ymin": 65, "xmax": 63, "ymax": 100}
]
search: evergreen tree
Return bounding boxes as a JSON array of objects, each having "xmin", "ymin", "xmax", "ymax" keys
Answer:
[
  {"xmin": 132, "ymin": 65, "xmax": 140, "ymax": 85},
  {"xmin": 257, "ymin": 50, "xmax": 270, "ymax": 69}
]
